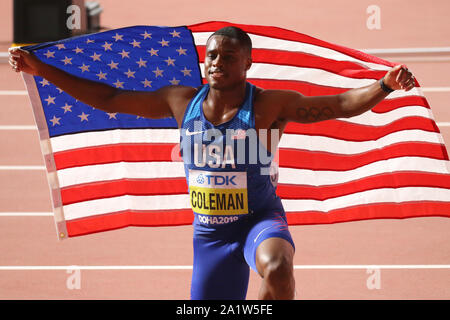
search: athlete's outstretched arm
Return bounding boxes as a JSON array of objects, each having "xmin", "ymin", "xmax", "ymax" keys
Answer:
[
  {"xmin": 9, "ymin": 47, "xmax": 195, "ymax": 122},
  {"xmin": 275, "ymin": 64, "xmax": 415, "ymax": 124}
]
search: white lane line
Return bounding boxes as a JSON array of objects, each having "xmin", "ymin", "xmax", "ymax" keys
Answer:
[
  {"xmin": 0, "ymin": 265, "xmax": 449, "ymax": 270},
  {"xmin": 0, "ymin": 90, "xmax": 27, "ymax": 95},
  {"xmin": 0, "ymin": 125, "xmax": 36, "ymax": 130},
  {"xmin": 0, "ymin": 212, "xmax": 52, "ymax": 216},
  {"xmin": 0, "ymin": 166, "xmax": 46, "ymax": 170}
]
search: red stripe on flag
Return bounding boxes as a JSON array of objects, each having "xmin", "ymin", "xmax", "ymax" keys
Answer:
[
  {"xmin": 66, "ymin": 209, "xmax": 194, "ymax": 237},
  {"xmin": 279, "ymin": 143, "xmax": 449, "ymax": 171},
  {"xmin": 54, "ymin": 143, "xmax": 180, "ymax": 170},
  {"xmin": 61, "ymin": 178, "xmax": 188, "ymax": 205},
  {"xmin": 277, "ymin": 172, "xmax": 450, "ymax": 200},
  {"xmin": 189, "ymin": 21, "xmax": 395, "ymax": 67},
  {"xmin": 286, "ymin": 201, "xmax": 450, "ymax": 225},
  {"xmin": 284, "ymin": 117, "xmax": 440, "ymax": 141},
  {"xmin": 197, "ymin": 46, "xmax": 389, "ymax": 80}
]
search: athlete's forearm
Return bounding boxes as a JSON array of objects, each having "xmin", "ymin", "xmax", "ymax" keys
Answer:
[
  {"xmin": 338, "ymin": 79, "xmax": 390, "ymax": 118},
  {"xmin": 37, "ymin": 61, "xmax": 120, "ymax": 113}
]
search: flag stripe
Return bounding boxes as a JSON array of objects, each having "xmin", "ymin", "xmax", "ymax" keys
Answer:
[
  {"xmin": 53, "ymin": 140, "xmax": 447, "ymax": 173},
  {"xmin": 61, "ymin": 186, "xmax": 450, "ymax": 222},
  {"xmin": 278, "ymin": 157, "xmax": 450, "ymax": 186},
  {"xmin": 59, "ymin": 171, "xmax": 449, "ymax": 206},
  {"xmin": 55, "ymin": 156, "xmax": 448, "ymax": 190},
  {"xmin": 277, "ymin": 172, "xmax": 450, "ymax": 200},
  {"xmin": 285, "ymin": 202, "xmax": 450, "ymax": 225},
  {"xmin": 66, "ymin": 209, "xmax": 194, "ymax": 237},
  {"xmin": 189, "ymin": 22, "xmax": 394, "ymax": 69},
  {"xmin": 196, "ymin": 46, "xmax": 390, "ymax": 80}
]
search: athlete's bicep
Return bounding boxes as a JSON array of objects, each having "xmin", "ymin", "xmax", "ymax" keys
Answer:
[{"xmin": 276, "ymin": 91, "xmax": 345, "ymax": 124}]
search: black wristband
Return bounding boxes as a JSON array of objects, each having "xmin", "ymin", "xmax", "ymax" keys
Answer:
[{"xmin": 379, "ymin": 78, "xmax": 394, "ymax": 93}]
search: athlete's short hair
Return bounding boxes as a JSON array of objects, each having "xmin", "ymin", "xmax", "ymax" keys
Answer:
[{"xmin": 208, "ymin": 26, "xmax": 252, "ymax": 55}]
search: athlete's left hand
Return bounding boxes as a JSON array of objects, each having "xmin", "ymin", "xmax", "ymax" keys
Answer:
[{"xmin": 383, "ymin": 64, "xmax": 415, "ymax": 92}]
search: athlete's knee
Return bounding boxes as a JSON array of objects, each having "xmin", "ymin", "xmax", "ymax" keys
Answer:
[{"xmin": 261, "ymin": 253, "xmax": 294, "ymax": 287}]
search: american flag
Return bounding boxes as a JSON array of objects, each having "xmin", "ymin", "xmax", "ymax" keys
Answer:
[{"xmin": 21, "ymin": 21, "xmax": 450, "ymax": 240}]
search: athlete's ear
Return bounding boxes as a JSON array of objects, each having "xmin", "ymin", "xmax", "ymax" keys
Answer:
[{"xmin": 245, "ymin": 57, "xmax": 252, "ymax": 71}]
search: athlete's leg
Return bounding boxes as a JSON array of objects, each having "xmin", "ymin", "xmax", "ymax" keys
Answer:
[
  {"xmin": 255, "ymin": 237, "xmax": 295, "ymax": 300},
  {"xmin": 243, "ymin": 210, "xmax": 296, "ymax": 300},
  {"xmin": 190, "ymin": 236, "xmax": 250, "ymax": 300}
]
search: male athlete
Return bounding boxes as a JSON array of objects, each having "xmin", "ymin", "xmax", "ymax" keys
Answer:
[{"xmin": 9, "ymin": 26, "xmax": 415, "ymax": 300}]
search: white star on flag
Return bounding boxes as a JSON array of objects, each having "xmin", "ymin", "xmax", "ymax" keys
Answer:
[
  {"xmin": 107, "ymin": 60, "xmax": 119, "ymax": 69},
  {"xmin": 130, "ymin": 39, "xmax": 141, "ymax": 48},
  {"xmin": 141, "ymin": 31, "xmax": 152, "ymax": 39},
  {"xmin": 49, "ymin": 115, "xmax": 61, "ymax": 126},
  {"xmin": 43, "ymin": 50, "xmax": 55, "ymax": 58},
  {"xmin": 118, "ymin": 50, "xmax": 130, "ymax": 58},
  {"xmin": 96, "ymin": 71, "xmax": 108, "ymax": 80},
  {"xmin": 61, "ymin": 56, "xmax": 72, "ymax": 65},
  {"xmin": 136, "ymin": 58, "xmax": 147, "ymax": 68},
  {"xmin": 90, "ymin": 52, "xmax": 102, "ymax": 61},
  {"xmin": 112, "ymin": 33, "xmax": 124, "ymax": 41},
  {"xmin": 79, "ymin": 63, "xmax": 90, "ymax": 73},
  {"xmin": 78, "ymin": 112, "xmax": 89, "ymax": 122},
  {"xmin": 153, "ymin": 67, "xmax": 164, "ymax": 77},
  {"xmin": 44, "ymin": 95, "xmax": 56, "ymax": 105}
]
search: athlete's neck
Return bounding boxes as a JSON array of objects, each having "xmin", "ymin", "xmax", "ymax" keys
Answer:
[{"xmin": 204, "ymin": 81, "xmax": 247, "ymax": 114}]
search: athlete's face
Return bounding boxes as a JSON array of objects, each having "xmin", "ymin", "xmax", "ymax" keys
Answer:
[{"xmin": 204, "ymin": 35, "xmax": 252, "ymax": 89}]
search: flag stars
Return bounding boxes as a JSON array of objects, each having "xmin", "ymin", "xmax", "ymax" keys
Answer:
[
  {"xmin": 164, "ymin": 57, "xmax": 176, "ymax": 66},
  {"xmin": 78, "ymin": 112, "xmax": 90, "ymax": 122},
  {"xmin": 73, "ymin": 47, "xmax": 84, "ymax": 54},
  {"xmin": 169, "ymin": 77, "xmax": 180, "ymax": 85},
  {"xmin": 49, "ymin": 115, "xmax": 61, "ymax": 126},
  {"xmin": 136, "ymin": 58, "xmax": 147, "ymax": 68},
  {"xmin": 79, "ymin": 63, "xmax": 90, "ymax": 73},
  {"xmin": 44, "ymin": 95, "xmax": 56, "ymax": 105},
  {"xmin": 86, "ymin": 38, "xmax": 94, "ymax": 44},
  {"xmin": 118, "ymin": 49, "xmax": 130, "ymax": 59},
  {"xmin": 130, "ymin": 39, "xmax": 141, "ymax": 48},
  {"xmin": 61, "ymin": 103, "xmax": 73, "ymax": 113},
  {"xmin": 147, "ymin": 48, "xmax": 158, "ymax": 56},
  {"xmin": 141, "ymin": 31, "xmax": 152, "ymax": 39},
  {"xmin": 55, "ymin": 43, "xmax": 66, "ymax": 50},
  {"xmin": 96, "ymin": 70, "xmax": 108, "ymax": 80},
  {"xmin": 153, "ymin": 67, "xmax": 164, "ymax": 77},
  {"xmin": 112, "ymin": 33, "xmax": 124, "ymax": 41},
  {"xmin": 102, "ymin": 41, "xmax": 113, "ymax": 51},
  {"xmin": 113, "ymin": 79, "xmax": 124, "ymax": 88},
  {"xmin": 169, "ymin": 30, "xmax": 181, "ymax": 38},
  {"xmin": 61, "ymin": 56, "xmax": 73, "ymax": 65},
  {"xmin": 176, "ymin": 46, "xmax": 187, "ymax": 55},
  {"xmin": 90, "ymin": 52, "xmax": 102, "ymax": 61},
  {"xmin": 43, "ymin": 50, "xmax": 55, "ymax": 58},
  {"xmin": 158, "ymin": 38, "xmax": 170, "ymax": 47},
  {"xmin": 181, "ymin": 67, "xmax": 192, "ymax": 76},
  {"xmin": 107, "ymin": 112, "xmax": 118, "ymax": 119},
  {"xmin": 141, "ymin": 79, "xmax": 152, "ymax": 88},
  {"xmin": 108, "ymin": 60, "xmax": 119, "ymax": 69},
  {"xmin": 39, "ymin": 79, "xmax": 50, "ymax": 87},
  {"xmin": 124, "ymin": 69, "xmax": 136, "ymax": 78}
]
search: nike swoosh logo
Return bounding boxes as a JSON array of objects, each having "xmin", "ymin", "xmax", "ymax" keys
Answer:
[
  {"xmin": 254, "ymin": 226, "xmax": 272, "ymax": 243},
  {"xmin": 185, "ymin": 128, "xmax": 204, "ymax": 136}
]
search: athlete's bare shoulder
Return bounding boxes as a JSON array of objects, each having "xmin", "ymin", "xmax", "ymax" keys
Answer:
[
  {"xmin": 253, "ymin": 86, "xmax": 305, "ymax": 129},
  {"xmin": 159, "ymin": 85, "xmax": 199, "ymax": 127}
]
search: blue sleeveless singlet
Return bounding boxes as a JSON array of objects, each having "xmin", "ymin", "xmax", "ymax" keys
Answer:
[{"xmin": 180, "ymin": 82, "xmax": 282, "ymax": 230}]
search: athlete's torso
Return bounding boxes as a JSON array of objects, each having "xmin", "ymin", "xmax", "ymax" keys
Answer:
[{"xmin": 180, "ymin": 82, "xmax": 282, "ymax": 230}]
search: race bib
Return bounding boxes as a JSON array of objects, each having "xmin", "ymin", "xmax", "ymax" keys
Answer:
[{"xmin": 188, "ymin": 170, "xmax": 248, "ymax": 215}]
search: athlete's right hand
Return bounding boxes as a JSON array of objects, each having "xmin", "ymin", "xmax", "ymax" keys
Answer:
[{"xmin": 8, "ymin": 47, "xmax": 42, "ymax": 76}]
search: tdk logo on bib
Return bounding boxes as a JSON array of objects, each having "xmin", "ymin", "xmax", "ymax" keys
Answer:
[{"xmin": 189, "ymin": 170, "xmax": 248, "ymax": 216}]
